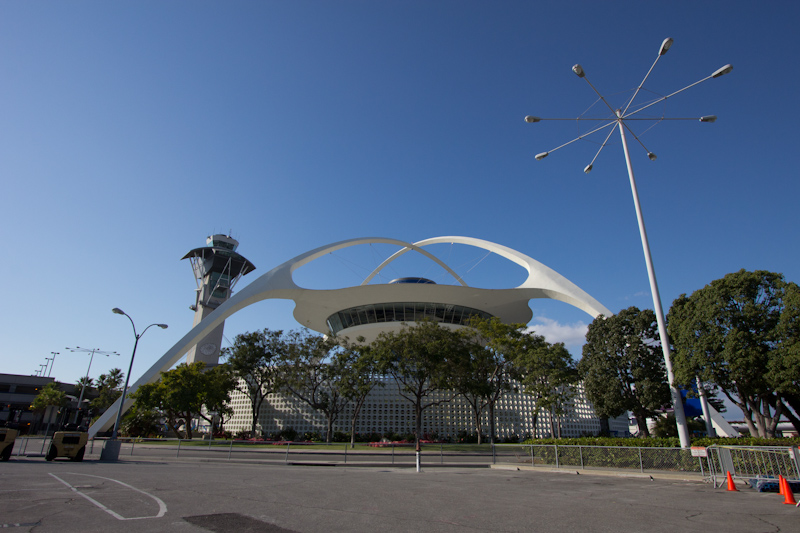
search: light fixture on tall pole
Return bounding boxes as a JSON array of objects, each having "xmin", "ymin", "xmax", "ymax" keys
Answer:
[
  {"xmin": 109, "ymin": 308, "xmax": 167, "ymax": 441},
  {"xmin": 66, "ymin": 346, "xmax": 120, "ymax": 424},
  {"xmin": 524, "ymin": 37, "xmax": 732, "ymax": 448},
  {"xmin": 46, "ymin": 352, "xmax": 59, "ymax": 377}
]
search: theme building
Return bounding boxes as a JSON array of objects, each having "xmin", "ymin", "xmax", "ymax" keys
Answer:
[{"xmin": 91, "ymin": 236, "xmax": 623, "ymax": 438}]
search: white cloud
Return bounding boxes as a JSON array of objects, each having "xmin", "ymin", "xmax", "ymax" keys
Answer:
[{"xmin": 525, "ymin": 317, "xmax": 588, "ymax": 353}]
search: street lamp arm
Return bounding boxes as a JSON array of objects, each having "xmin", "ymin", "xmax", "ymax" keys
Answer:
[
  {"xmin": 534, "ymin": 120, "xmax": 617, "ymax": 158},
  {"xmin": 622, "ymin": 69, "xmax": 727, "ymax": 119},
  {"xmin": 580, "ymin": 74, "xmax": 617, "ymax": 116},
  {"xmin": 584, "ymin": 122, "xmax": 620, "ymax": 173},
  {"xmin": 113, "ymin": 308, "xmax": 139, "ymax": 339},
  {"xmin": 622, "ymin": 44, "xmax": 669, "ymax": 117},
  {"xmin": 139, "ymin": 322, "xmax": 167, "ymax": 338},
  {"xmin": 620, "ymin": 120, "xmax": 655, "ymax": 159}
]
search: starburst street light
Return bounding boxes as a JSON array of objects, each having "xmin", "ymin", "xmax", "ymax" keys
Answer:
[
  {"xmin": 66, "ymin": 347, "xmax": 120, "ymax": 424},
  {"xmin": 525, "ymin": 38, "xmax": 732, "ymax": 448}
]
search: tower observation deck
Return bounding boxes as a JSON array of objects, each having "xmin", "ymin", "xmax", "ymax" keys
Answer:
[{"xmin": 182, "ymin": 234, "xmax": 256, "ymax": 366}]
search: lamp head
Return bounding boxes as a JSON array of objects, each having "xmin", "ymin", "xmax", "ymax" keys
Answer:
[
  {"xmin": 112, "ymin": 308, "xmax": 125, "ymax": 315},
  {"xmin": 712, "ymin": 64, "xmax": 733, "ymax": 78},
  {"xmin": 659, "ymin": 37, "xmax": 674, "ymax": 56},
  {"xmin": 572, "ymin": 64, "xmax": 585, "ymax": 78},
  {"xmin": 157, "ymin": 324, "xmax": 169, "ymax": 329},
  {"xmin": 583, "ymin": 164, "xmax": 593, "ymax": 174},
  {"xmin": 700, "ymin": 115, "xmax": 717, "ymax": 123},
  {"xmin": 647, "ymin": 152, "xmax": 657, "ymax": 161},
  {"xmin": 535, "ymin": 152, "xmax": 549, "ymax": 161},
  {"xmin": 524, "ymin": 116, "xmax": 541, "ymax": 123}
]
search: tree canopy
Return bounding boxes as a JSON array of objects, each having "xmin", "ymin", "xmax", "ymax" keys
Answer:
[
  {"xmin": 668, "ymin": 269, "xmax": 800, "ymax": 437},
  {"xmin": 130, "ymin": 362, "xmax": 235, "ymax": 439},
  {"xmin": 281, "ymin": 331, "xmax": 351, "ymax": 443},
  {"xmin": 372, "ymin": 320, "xmax": 472, "ymax": 446},
  {"xmin": 580, "ymin": 307, "xmax": 670, "ymax": 437},
  {"xmin": 455, "ymin": 317, "xmax": 522, "ymax": 443},
  {"xmin": 222, "ymin": 329, "xmax": 290, "ymax": 438},
  {"xmin": 89, "ymin": 368, "xmax": 124, "ymax": 417},
  {"xmin": 31, "ymin": 382, "xmax": 67, "ymax": 412}
]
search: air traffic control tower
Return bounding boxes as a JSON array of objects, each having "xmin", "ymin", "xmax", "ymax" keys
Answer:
[{"xmin": 182, "ymin": 235, "xmax": 256, "ymax": 366}]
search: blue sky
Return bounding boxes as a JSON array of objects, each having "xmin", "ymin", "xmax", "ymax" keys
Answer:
[{"xmin": 2, "ymin": 2, "xmax": 798, "ymax": 419}]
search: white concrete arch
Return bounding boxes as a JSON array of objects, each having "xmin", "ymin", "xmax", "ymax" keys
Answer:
[
  {"xmin": 363, "ymin": 236, "xmax": 610, "ymax": 318},
  {"xmin": 89, "ymin": 236, "xmax": 611, "ymax": 437}
]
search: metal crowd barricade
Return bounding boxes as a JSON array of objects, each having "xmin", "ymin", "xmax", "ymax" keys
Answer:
[{"xmin": 706, "ymin": 445, "xmax": 800, "ymax": 488}]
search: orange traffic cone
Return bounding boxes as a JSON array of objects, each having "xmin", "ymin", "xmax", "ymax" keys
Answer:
[
  {"xmin": 726, "ymin": 471, "xmax": 738, "ymax": 491},
  {"xmin": 781, "ymin": 477, "xmax": 797, "ymax": 505}
]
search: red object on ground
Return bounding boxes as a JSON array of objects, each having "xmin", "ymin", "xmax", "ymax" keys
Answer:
[
  {"xmin": 726, "ymin": 471, "xmax": 738, "ymax": 492},
  {"xmin": 781, "ymin": 477, "xmax": 797, "ymax": 505}
]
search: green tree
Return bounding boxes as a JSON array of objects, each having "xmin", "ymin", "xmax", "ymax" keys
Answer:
[
  {"xmin": 281, "ymin": 331, "xmax": 350, "ymax": 443},
  {"xmin": 456, "ymin": 317, "xmax": 522, "ymax": 444},
  {"xmin": 130, "ymin": 362, "xmax": 234, "ymax": 439},
  {"xmin": 75, "ymin": 376, "xmax": 93, "ymax": 393},
  {"xmin": 31, "ymin": 382, "xmax": 67, "ymax": 412},
  {"xmin": 337, "ymin": 339, "xmax": 383, "ymax": 448},
  {"xmin": 121, "ymin": 404, "xmax": 162, "ymax": 437},
  {"xmin": 668, "ymin": 269, "xmax": 799, "ymax": 438},
  {"xmin": 514, "ymin": 334, "xmax": 578, "ymax": 439},
  {"xmin": 90, "ymin": 368, "xmax": 124, "ymax": 416},
  {"xmin": 31, "ymin": 382, "xmax": 68, "ymax": 435},
  {"xmin": 222, "ymin": 329, "xmax": 289, "ymax": 438},
  {"xmin": 580, "ymin": 307, "xmax": 670, "ymax": 437},
  {"xmin": 772, "ymin": 281, "xmax": 800, "ymax": 432},
  {"xmin": 371, "ymin": 320, "xmax": 472, "ymax": 447},
  {"xmin": 202, "ymin": 364, "xmax": 237, "ymax": 435}
]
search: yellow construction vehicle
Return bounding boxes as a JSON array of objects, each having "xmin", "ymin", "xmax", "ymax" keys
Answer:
[{"xmin": 46, "ymin": 431, "xmax": 88, "ymax": 461}]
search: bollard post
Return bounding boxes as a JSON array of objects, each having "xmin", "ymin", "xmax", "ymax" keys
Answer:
[
  {"xmin": 177, "ymin": 439, "xmax": 182, "ymax": 458},
  {"xmin": 555, "ymin": 444, "xmax": 559, "ymax": 469},
  {"xmin": 344, "ymin": 443, "xmax": 347, "ymax": 464},
  {"xmin": 530, "ymin": 444, "xmax": 534, "ymax": 467},
  {"xmin": 579, "ymin": 445, "xmax": 584, "ymax": 470},
  {"xmin": 492, "ymin": 444, "xmax": 496, "ymax": 465},
  {"xmin": 285, "ymin": 442, "xmax": 290, "ymax": 464},
  {"xmin": 391, "ymin": 443, "xmax": 395, "ymax": 465},
  {"xmin": 441, "ymin": 443, "xmax": 443, "ymax": 465},
  {"xmin": 130, "ymin": 439, "xmax": 135, "ymax": 456},
  {"xmin": 638, "ymin": 447, "xmax": 644, "ymax": 473},
  {"xmin": 228, "ymin": 439, "xmax": 233, "ymax": 460}
]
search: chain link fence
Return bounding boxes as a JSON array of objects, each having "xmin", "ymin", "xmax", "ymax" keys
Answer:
[
  {"xmin": 705, "ymin": 445, "xmax": 800, "ymax": 488},
  {"xmin": 14, "ymin": 436, "xmax": 798, "ymax": 486},
  {"xmin": 494, "ymin": 444, "xmax": 704, "ymax": 474}
]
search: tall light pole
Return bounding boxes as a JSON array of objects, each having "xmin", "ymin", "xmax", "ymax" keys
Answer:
[
  {"xmin": 66, "ymin": 347, "xmax": 119, "ymax": 424},
  {"xmin": 109, "ymin": 308, "xmax": 168, "ymax": 441},
  {"xmin": 525, "ymin": 38, "xmax": 732, "ymax": 448},
  {"xmin": 46, "ymin": 352, "xmax": 59, "ymax": 377}
]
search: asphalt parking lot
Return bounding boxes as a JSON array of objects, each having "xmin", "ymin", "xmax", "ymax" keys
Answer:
[{"xmin": 0, "ymin": 457, "xmax": 796, "ymax": 533}]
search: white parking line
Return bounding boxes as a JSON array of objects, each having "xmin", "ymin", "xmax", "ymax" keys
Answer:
[{"xmin": 48, "ymin": 473, "xmax": 167, "ymax": 521}]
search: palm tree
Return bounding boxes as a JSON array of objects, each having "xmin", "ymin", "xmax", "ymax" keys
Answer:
[{"xmin": 90, "ymin": 368, "xmax": 125, "ymax": 415}]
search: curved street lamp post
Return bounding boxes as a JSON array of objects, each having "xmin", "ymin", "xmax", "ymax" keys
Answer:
[
  {"xmin": 525, "ymin": 38, "xmax": 732, "ymax": 448},
  {"xmin": 100, "ymin": 308, "xmax": 167, "ymax": 462}
]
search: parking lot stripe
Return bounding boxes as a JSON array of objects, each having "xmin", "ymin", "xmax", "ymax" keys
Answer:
[{"xmin": 48, "ymin": 473, "xmax": 167, "ymax": 520}]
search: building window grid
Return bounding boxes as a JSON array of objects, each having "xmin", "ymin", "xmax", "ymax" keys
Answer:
[{"xmin": 224, "ymin": 377, "xmax": 627, "ymax": 439}]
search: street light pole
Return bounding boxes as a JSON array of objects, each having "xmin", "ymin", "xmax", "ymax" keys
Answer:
[
  {"xmin": 66, "ymin": 347, "xmax": 119, "ymax": 425},
  {"xmin": 109, "ymin": 308, "xmax": 167, "ymax": 441},
  {"xmin": 524, "ymin": 38, "xmax": 732, "ymax": 448},
  {"xmin": 46, "ymin": 352, "xmax": 59, "ymax": 377}
]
